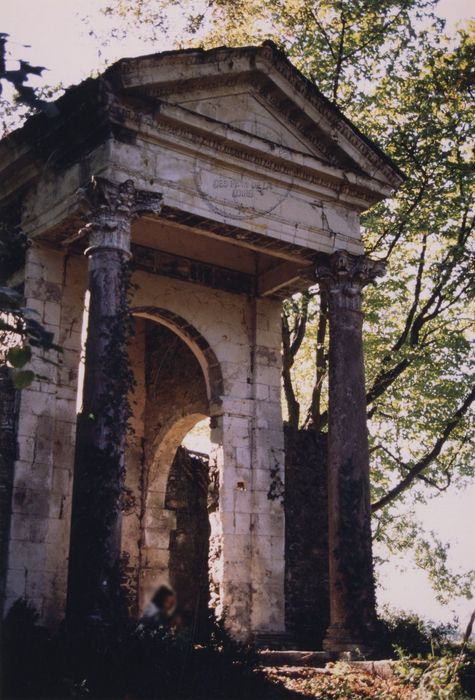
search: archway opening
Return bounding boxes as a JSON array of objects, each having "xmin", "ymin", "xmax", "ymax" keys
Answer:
[
  {"xmin": 122, "ymin": 316, "xmax": 218, "ymax": 638},
  {"xmin": 166, "ymin": 423, "xmax": 211, "ymax": 636}
]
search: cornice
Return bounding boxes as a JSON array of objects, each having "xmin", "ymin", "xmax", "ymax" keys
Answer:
[
  {"xmin": 259, "ymin": 48, "xmax": 403, "ymax": 188},
  {"xmin": 108, "ymin": 100, "xmax": 392, "ymax": 208}
]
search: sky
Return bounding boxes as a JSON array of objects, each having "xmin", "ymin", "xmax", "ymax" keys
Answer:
[
  {"xmin": 2, "ymin": 0, "xmax": 473, "ymax": 87},
  {"xmin": 1, "ymin": 0, "xmax": 474, "ymax": 630}
]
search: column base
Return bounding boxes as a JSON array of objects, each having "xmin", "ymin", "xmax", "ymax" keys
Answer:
[{"xmin": 323, "ymin": 624, "xmax": 372, "ymax": 658}]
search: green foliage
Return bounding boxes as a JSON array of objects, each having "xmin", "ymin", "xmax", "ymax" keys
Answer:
[
  {"xmin": 200, "ymin": 0, "xmax": 442, "ymax": 105},
  {"xmin": 10, "ymin": 368, "xmax": 35, "ymax": 389},
  {"xmin": 376, "ymin": 609, "xmax": 475, "ymax": 698},
  {"xmin": 267, "ymin": 449, "xmax": 285, "ymax": 503},
  {"xmin": 0, "ymin": 177, "xmax": 60, "ymax": 395},
  {"xmin": 377, "ymin": 607, "xmax": 456, "ymax": 658},
  {"xmin": 0, "ymin": 33, "xmax": 58, "ymax": 117},
  {"xmin": 8, "ymin": 346, "xmax": 36, "ymax": 389},
  {"xmin": 396, "ymin": 653, "xmax": 472, "ymax": 699},
  {"xmin": 4, "ymin": 599, "xmax": 473, "ymax": 699},
  {"xmin": 1, "ymin": 0, "xmax": 473, "ymax": 606},
  {"xmin": 0, "ymin": 43, "xmax": 61, "ymax": 383},
  {"xmin": 94, "ymin": 0, "xmax": 442, "ymax": 108},
  {"xmin": 0, "ymin": 226, "xmax": 59, "ymax": 386},
  {"xmin": 6, "ymin": 344, "xmax": 32, "ymax": 368},
  {"xmin": 362, "ymin": 26, "xmax": 475, "ymax": 512},
  {"xmin": 414, "ymin": 534, "xmax": 475, "ymax": 604},
  {"xmin": 137, "ymin": 0, "xmax": 474, "ymax": 530}
]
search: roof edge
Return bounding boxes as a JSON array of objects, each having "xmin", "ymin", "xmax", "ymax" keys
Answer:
[{"xmin": 104, "ymin": 41, "xmax": 406, "ymax": 184}]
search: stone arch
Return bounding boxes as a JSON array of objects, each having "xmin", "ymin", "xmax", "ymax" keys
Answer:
[
  {"xmin": 146, "ymin": 412, "xmax": 207, "ymax": 514},
  {"xmin": 132, "ymin": 306, "xmax": 224, "ymax": 405},
  {"xmin": 128, "ymin": 312, "xmax": 223, "ymax": 615},
  {"xmin": 140, "ymin": 411, "xmax": 211, "ymax": 609}
]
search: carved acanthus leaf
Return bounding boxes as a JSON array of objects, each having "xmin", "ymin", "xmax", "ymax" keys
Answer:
[
  {"xmin": 78, "ymin": 177, "xmax": 163, "ymax": 254},
  {"xmin": 315, "ymin": 250, "xmax": 386, "ymax": 310}
]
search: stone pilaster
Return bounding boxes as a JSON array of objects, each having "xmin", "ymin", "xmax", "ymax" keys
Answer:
[
  {"xmin": 67, "ymin": 177, "xmax": 162, "ymax": 626},
  {"xmin": 316, "ymin": 250, "xmax": 385, "ymax": 654}
]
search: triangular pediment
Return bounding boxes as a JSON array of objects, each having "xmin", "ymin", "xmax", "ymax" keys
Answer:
[
  {"xmin": 174, "ymin": 90, "xmax": 328, "ymax": 160},
  {"xmin": 0, "ymin": 43, "xmax": 404, "ymax": 219},
  {"xmin": 109, "ymin": 43, "xmax": 404, "ymax": 192}
]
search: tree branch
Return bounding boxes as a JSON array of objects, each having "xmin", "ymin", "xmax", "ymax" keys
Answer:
[
  {"xmin": 309, "ymin": 294, "xmax": 328, "ymax": 429},
  {"xmin": 308, "ymin": 9, "xmax": 337, "ymax": 60},
  {"xmin": 281, "ymin": 298, "xmax": 309, "ymax": 429},
  {"xmin": 372, "ymin": 385, "xmax": 475, "ymax": 511},
  {"xmin": 332, "ymin": 6, "xmax": 347, "ymax": 102},
  {"xmin": 392, "ymin": 230, "xmax": 428, "ymax": 352}
]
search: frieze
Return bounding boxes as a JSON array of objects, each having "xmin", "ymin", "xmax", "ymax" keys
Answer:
[{"xmin": 132, "ymin": 243, "xmax": 255, "ymax": 295}]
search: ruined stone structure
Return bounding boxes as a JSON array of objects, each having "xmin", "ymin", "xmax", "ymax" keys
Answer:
[{"xmin": 0, "ymin": 43, "xmax": 403, "ymax": 651}]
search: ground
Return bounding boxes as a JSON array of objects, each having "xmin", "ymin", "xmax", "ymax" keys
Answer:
[{"xmin": 263, "ymin": 664, "xmax": 414, "ymax": 699}]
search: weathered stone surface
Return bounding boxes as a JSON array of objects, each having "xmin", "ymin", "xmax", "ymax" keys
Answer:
[
  {"xmin": 1, "ymin": 46, "xmax": 403, "ymax": 298},
  {"xmin": 119, "ymin": 299, "xmax": 286, "ymax": 639},
  {"xmin": 166, "ymin": 446, "xmax": 210, "ymax": 638},
  {"xmin": 316, "ymin": 251, "xmax": 385, "ymax": 652},
  {"xmin": 284, "ymin": 427, "xmax": 329, "ymax": 649},
  {"xmin": 126, "ymin": 320, "xmax": 209, "ymax": 614},
  {"xmin": 258, "ymin": 650, "xmax": 331, "ymax": 667},
  {"xmin": 2, "ymin": 245, "xmax": 82, "ymax": 623},
  {"xmin": 0, "ymin": 369, "xmax": 18, "ymax": 609},
  {"xmin": 67, "ymin": 178, "xmax": 163, "ymax": 625}
]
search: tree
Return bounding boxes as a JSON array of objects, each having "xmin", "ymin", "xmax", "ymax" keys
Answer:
[{"xmin": 0, "ymin": 34, "xmax": 58, "ymax": 385}]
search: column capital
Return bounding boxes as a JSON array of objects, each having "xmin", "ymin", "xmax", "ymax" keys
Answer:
[
  {"xmin": 315, "ymin": 250, "xmax": 385, "ymax": 311},
  {"xmin": 78, "ymin": 177, "xmax": 163, "ymax": 256}
]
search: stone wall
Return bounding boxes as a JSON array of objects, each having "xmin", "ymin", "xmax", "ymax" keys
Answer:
[
  {"xmin": 1, "ymin": 244, "xmax": 330, "ymax": 645},
  {"xmin": 144, "ymin": 321, "xmax": 209, "ymax": 439},
  {"xmin": 124, "ymin": 418, "xmax": 330, "ymax": 648},
  {"xmin": 3, "ymin": 247, "xmax": 287, "ymax": 639},
  {"xmin": 122, "ymin": 319, "xmax": 210, "ymax": 612},
  {"xmin": 284, "ymin": 427, "xmax": 329, "ymax": 649},
  {"xmin": 0, "ymin": 368, "xmax": 18, "ymax": 608},
  {"xmin": 3, "ymin": 246, "xmax": 85, "ymax": 623},
  {"xmin": 131, "ymin": 273, "xmax": 286, "ymax": 638}
]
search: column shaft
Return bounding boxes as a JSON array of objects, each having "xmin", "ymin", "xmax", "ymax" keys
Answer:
[
  {"xmin": 316, "ymin": 251, "xmax": 385, "ymax": 653},
  {"xmin": 67, "ymin": 178, "xmax": 161, "ymax": 626}
]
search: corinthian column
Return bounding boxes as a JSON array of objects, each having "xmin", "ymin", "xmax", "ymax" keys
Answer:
[
  {"xmin": 316, "ymin": 250, "xmax": 385, "ymax": 654},
  {"xmin": 67, "ymin": 177, "xmax": 162, "ymax": 626}
]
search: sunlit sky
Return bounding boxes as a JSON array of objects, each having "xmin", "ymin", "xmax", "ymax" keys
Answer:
[{"xmin": 1, "ymin": 0, "xmax": 474, "ymax": 630}]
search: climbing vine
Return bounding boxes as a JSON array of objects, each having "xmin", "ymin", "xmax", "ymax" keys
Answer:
[
  {"xmin": 68, "ymin": 255, "xmax": 136, "ymax": 627},
  {"xmin": 267, "ymin": 449, "xmax": 285, "ymax": 505},
  {"xmin": 0, "ymin": 222, "xmax": 57, "ymax": 384}
]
